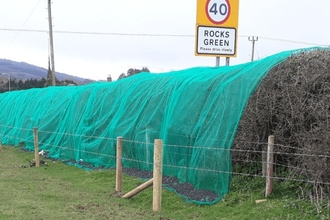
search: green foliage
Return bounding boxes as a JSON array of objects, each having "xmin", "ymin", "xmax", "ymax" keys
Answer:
[
  {"xmin": 0, "ymin": 78, "xmax": 77, "ymax": 93},
  {"xmin": 118, "ymin": 67, "xmax": 150, "ymax": 80},
  {"xmin": 118, "ymin": 73, "xmax": 126, "ymax": 80},
  {"xmin": 127, "ymin": 67, "xmax": 150, "ymax": 77},
  {"xmin": 46, "ymin": 65, "xmax": 53, "ymax": 86},
  {"xmin": 0, "ymin": 78, "xmax": 47, "ymax": 93},
  {"xmin": 127, "ymin": 68, "xmax": 141, "ymax": 76},
  {"xmin": 233, "ymin": 162, "xmax": 262, "ymax": 175},
  {"xmin": 233, "ymin": 48, "xmax": 330, "ymax": 199},
  {"xmin": 56, "ymin": 79, "xmax": 77, "ymax": 86}
]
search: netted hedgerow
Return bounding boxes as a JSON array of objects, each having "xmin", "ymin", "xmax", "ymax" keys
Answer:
[{"xmin": 232, "ymin": 48, "xmax": 330, "ymax": 197}]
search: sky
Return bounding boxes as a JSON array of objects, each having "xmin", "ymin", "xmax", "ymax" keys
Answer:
[{"xmin": 0, "ymin": 0, "xmax": 329, "ymax": 81}]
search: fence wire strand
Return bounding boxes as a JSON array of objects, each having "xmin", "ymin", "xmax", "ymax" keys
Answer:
[{"xmin": 1, "ymin": 128, "xmax": 330, "ymax": 186}]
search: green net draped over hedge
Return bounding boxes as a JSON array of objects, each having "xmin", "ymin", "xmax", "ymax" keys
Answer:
[{"xmin": 0, "ymin": 48, "xmax": 313, "ymax": 204}]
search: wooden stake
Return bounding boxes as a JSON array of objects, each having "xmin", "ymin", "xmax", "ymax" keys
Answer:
[
  {"xmin": 116, "ymin": 137, "xmax": 123, "ymax": 192},
  {"xmin": 262, "ymin": 146, "xmax": 267, "ymax": 177},
  {"xmin": 255, "ymin": 199, "xmax": 267, "ymax": 204},
  {"xmin": 153, "ymin": 139, "xmax": 163, "ymax": 212},
  {"xmin": 265, "ymin": 135, "xmax": 274, "ymax": 197},
  {"xmin": 146, "ymin": 126, "xmax": 150, "ymax": 166},
  {"xmin": 33, "ymin": 127, "xmax": 40, "ymax": 167},
  {"xmin": 122, "ymin": 178, "xmax": 153, "ymax": 199}
]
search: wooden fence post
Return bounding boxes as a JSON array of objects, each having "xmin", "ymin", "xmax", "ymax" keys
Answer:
[
  {"xmin": 265, "ymin": 135, "xmax": 275, "ymax": 197},
  {"xmin": 120, "ymin": 138, "xmax": 163, "ymax": 212},
  {"xmin": 33, "ymin": 127, "xmax": 40, "ymax": 167},
  {"xmin": 262, "ymin": 146, "xmax": 267, "ymax": 177},
  {"xmin": 153, "ymin": 139, "xmax": 163, "ymax": 212},
  {"xmin": 146, "ymin": 126, "xmax": 150, "ymax": 166},
  {"xmin": 116, "ymin": 137, "xmax": 123, "ymax": 192}
]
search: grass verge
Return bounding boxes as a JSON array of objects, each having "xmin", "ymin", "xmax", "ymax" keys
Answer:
[{"xmin": 0, "ymin": 146, "xmax": 329, "ymax": 220}]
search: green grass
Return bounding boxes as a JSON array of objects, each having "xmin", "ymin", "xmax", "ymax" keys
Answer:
[{"xmin": 0, "ymin": 145, "xmax": 329, "ymax": 220}]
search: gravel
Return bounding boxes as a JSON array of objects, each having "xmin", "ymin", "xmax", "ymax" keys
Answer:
[
  {"xmin": 30, "ymin": 149, "xmax": 220, "ymax": 203},
  {"xmin": 123, "ymin": 167, "xmax": 220, "ymax": 203}
]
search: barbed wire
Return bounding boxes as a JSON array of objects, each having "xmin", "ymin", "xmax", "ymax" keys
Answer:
[
  {"xmin": 0, "ymin": 124, "xmax": 117, "ymax": 142},
  {"xmin": 20, "ymin": 141, "xmax": 330, "ymax": 176},
  {"xmin": 6, "ymin": 135, "xmax": 319, "ymax": 175},
  {"xmin": 38, "ymin": 129, "xmax": 117, "ymax": 142},
  {"xmin": 121, "ymin": 130, "xmax": 328, "ymax": 155},
  {"xmin": 2, "ymin": 128, "xmax": 330, "ymax": 166},
  {"xmin": 0, "ymin": 124, "xmax": 32, "ymax": 132},
  {"xmin": 123, "ymin": 130, "xmax": 330, "ymax": 155},
  {"xmin": 2, "ymin": 133, "xmax": 330, "ymax": 186},
  {"xmin": 163, "ymin": 163, "xmax": 330, "ymax": 186},
  {"xmin": 2, "ymin": 125, "xmax": 330, "ymax": 159},
  {"xmin": 0, "ymin": 124, "xmax": 325, "ymax": 156}
]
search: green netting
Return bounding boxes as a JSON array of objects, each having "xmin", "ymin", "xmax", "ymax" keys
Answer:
[{"xmin": 0, "ymin": 48, "xmax": 318, "ymax": 204}]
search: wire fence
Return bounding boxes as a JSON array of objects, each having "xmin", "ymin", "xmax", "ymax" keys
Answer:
[{"xmin": 1, "ymin": 124, "xmax": 330, "ymax": 193}]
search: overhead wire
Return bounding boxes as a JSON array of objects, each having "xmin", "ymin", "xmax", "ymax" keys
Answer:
[
  {"xmin": 0, "ymin": 27, "xmax": 329, "ymax": 47},
  {"xmin": 8, "ymin": 0, "xmax": 42, "ymax": 46}
]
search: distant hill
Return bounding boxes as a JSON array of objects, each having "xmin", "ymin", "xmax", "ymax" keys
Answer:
[{"xmin": 0, "ymin": 59, "xmax": 94, "ymax": 85}]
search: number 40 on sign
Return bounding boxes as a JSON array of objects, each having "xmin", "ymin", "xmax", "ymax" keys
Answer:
[{"xmin": 206, "ymin": 0, "xmax": 231, "ymax": 25}]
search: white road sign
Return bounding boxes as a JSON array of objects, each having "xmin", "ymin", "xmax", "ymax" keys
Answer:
[{"xmin": 196, "ymin": 26, "xmax": 236, "ymax": 56}]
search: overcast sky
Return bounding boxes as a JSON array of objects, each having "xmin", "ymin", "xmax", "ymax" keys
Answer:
[{"xmin": 0, "ymin": 0, "xmax": 329, "ymax": 81}]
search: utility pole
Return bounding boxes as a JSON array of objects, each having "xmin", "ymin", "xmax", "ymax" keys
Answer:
[
  {"xmin": 47, "ymin": 0, "xmax": 55, "ymax": 86},
  {"xmin": 248, "ymin": 36, "xmax": 258, "ymax": 62}
]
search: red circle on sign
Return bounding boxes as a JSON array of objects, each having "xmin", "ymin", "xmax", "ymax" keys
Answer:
[{"xmin": 205, "ymin": 0, "xmax": 231, "ymax": 25}]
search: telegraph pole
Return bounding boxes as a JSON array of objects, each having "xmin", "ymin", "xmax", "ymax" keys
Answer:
[
  {"xmin": 47, "ymin": 0, "xmax": 56, "ymax": 86},
  {"xmin": 248, "ymin": 36, "xmax": 258, "ymax": 62}
]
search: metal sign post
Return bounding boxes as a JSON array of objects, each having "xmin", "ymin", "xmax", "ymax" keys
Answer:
[
  {"xmin": 216, "ymin": 57, "xmax": 220, "ymax": 66},
  {"xmin": 226, "ymin": 57, "xmax": 230, "ymax": 66}
]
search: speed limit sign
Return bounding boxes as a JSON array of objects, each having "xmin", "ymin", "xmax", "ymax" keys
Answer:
[
  {"xmin": 195, "ymin": 0, "xmax": 239, "ymax": 57},
  {"xmin": 206, "ymin": 0, "xmax": 231, "ymax": 25}
]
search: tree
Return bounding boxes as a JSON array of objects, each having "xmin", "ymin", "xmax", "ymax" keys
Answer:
[
  {"xmin": 127, "ymin": 68, "xmax": 141, "ymax": 77},
  {"xmin": 57, "ymin": 79, "xmax": 77, "ymax": 86},
  {"xmin": 45, "ymin": 59, "xmax": 53, "ymax": 87},
  {"xmin": 118, "ymin": 67, "xmax": 150, "ymax": 80},
  {"xmin": 118, "ymin": 73, "xmax": 126, "ymax": 80},
  {"xmin": 38, "ymin": 78, "xmax": 47, "ymax": 87},
  {"xmin": 141, "ymin": 67, "xmax": 150, "ymax": 72},
  {"xmin": 18, "ymin": 80, "xmax": 24, "ymax": 89}
]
